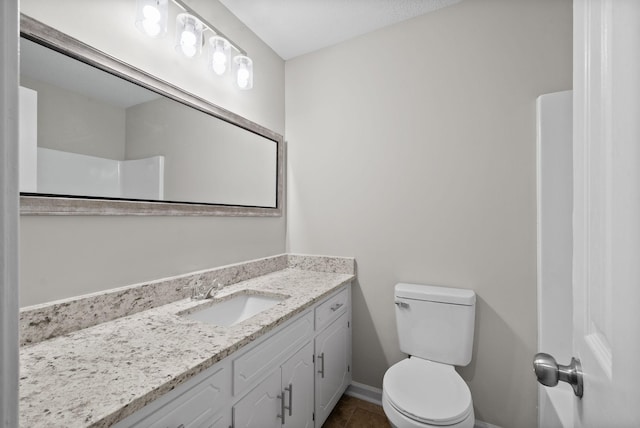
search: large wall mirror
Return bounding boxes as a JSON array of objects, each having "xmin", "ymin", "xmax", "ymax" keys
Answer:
[{"xmin": 19, "ymin": 14, "xmax": 283, "ymax": 216}]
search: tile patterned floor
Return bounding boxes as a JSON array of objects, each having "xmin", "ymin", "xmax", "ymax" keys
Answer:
[{"xmin": 323, "ymin": 394, "xmax": 391, "ymax": 428}]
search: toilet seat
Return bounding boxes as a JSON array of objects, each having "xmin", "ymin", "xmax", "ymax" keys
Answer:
[{"xmin": 383, "ymin": 358, "xmax": 473, "ymax": 426}]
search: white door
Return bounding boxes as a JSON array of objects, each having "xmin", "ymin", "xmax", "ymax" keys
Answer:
[{"xmin": 571, "ymin": 0, "xmax": 640, "ymax": 426}]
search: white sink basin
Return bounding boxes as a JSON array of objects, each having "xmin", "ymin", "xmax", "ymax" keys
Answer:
[{"xmin": 183, "ymin": 293, "xmax": 286, "ymax": 327}]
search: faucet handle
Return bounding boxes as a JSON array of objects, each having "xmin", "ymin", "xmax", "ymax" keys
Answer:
[
  {"xmin": 212, "ymin": 278, "xmax": 225, "ymax": 291},
  {"xmin": 203, "ymin": 279, "xmax": 224, "ymax": 299},
  {"xmin": 188, "ymin": 278, "xmax": 224, "ymax": 300},
  {"xmin": 188, "ymin": 279, "xmax": 207, "ymax": 300},
  {"xmin": 190, "ymin": 283, "xmax": 200, "ymax": 300}
]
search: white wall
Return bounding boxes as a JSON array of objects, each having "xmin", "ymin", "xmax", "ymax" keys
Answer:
[
  {"xmin": 285, "ymin": 1, "xmax": 572, "ymax": 427},
  {"xmin": 19, "ymin": 0, "xmax": 286, "ymax": 306}
]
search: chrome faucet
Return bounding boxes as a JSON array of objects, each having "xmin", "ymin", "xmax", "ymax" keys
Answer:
[
  {"xmin": 190, "ymin": 285, "xmax": 211, "ymax": 300},
  {"xmin": 190, "ymin": 279, "xmax": 223, "ymax": 300}
]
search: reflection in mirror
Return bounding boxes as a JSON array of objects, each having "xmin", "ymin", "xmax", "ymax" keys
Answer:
[{"xmin": 19, "ymin": 15, "xmax": 283, "ymax": 216}]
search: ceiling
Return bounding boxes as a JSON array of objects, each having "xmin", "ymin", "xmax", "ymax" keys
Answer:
[
  {"xmin": 21, "ymin": 38, "xmax": 160, "ymax": 108},
  {"xmin": 219, "ymin": 0, "xmax": 463, "ymax": 60}
]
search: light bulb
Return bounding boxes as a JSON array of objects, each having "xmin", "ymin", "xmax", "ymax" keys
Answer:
[
  {"xmin": 208, "ymin": 36, "xmax": 231, "ymax": 76},
  {"xmin": 142, "ymin": 20, "xmax": 161, "ymax": 36},
  {"xmin": 213, "ymin": 51, "xmax": 227, "ymax": 65},
  {"xmin": 237, "ymin": 67, "xmax": 250, "ymax": 84},
  {"xmin": 142, "ymin": 4, "xmax": 161, "ymax": 22},
  {"xmin": 234, "ymin": 55, "xmax": 253, "ymax": 90},
  {"xmin": 175, "ymin": 14, "xmax": 202, "ymax": 58},
  {"xmin": 135, "ymin": 0, "xmax": 167, "ymax": 38},
  {"xmin": 213, "ymin": 62, "xmax": 226, "ymax": 75},
  {"xmin": 237, "ymin": 70, "xmax": 250, "ymax": 88},
  {"xmin": 181, "ymin": 42, "xmax": 197, "ymax": 58},
  {"xmin": 211, "ymin": 52, "xmax": 227, "ymax": 75},
  {"xmin": 237, "ymin": 78, "xmax": 249, "ymax": 89},
  {"xmin": 181, "ymin": 27, "xmax": 196, "ymax": 47},
  {"xmin": 180, "ymin": 25, "xmax": 197, "ymax": 57}
]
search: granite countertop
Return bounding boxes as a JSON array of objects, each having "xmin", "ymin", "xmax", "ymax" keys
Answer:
[{"xmin": 19, "ymin": 255, "xmax": 355, "ymax": 427}]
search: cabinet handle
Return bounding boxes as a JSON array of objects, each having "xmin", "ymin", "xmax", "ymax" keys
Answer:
[
  {"xmin": 330, "ymin": 302, "xmax": 343, "ymax": 312},
  {"xmin": 286, "ymin": 383, "xmax": 293, "ymax": 416},
  {"xmin": 317, "ymin": 353, "xmax": 325, "ymax": 378},
  {"xmin": 278, "ymin": 390, "xmax": 286, "ymax": 424}
]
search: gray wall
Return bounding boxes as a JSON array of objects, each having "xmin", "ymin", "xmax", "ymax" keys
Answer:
[
  {"xmin": 125, "ymin": 98, "xmax": 277, "ymax": 207},
  {"xmin": 285, "ymin": 1, "xmax": 572, "ymax": 427},
  {"xmin": 1, "ymin": 0, "xmax": 20, "ymax": 424},
  {"xmin": 20, "ymin": 76, "xmax": 127, "ymax": 160},
  {"xmin": 20, "ymin": 0, "xmax": 285, "ymax": 306}
]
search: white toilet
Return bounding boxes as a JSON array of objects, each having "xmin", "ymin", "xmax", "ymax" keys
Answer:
[{"xmin": 382, "ymin": 283, "xmax": 476, "ymax": 428}]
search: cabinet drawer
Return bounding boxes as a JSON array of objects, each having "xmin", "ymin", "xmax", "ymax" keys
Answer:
[
  {"xmin": 315, "ymin": 287, "xmax": 349, "ymax": 331},
  {"xmin": 129, "ymin": 365, "xmax": 230, "ymax": 428},
  {"xmin": 233, "ymin": 311, "xmax": 313, "ymax": 396}
]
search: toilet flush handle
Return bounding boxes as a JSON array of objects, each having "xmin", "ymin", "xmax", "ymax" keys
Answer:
[{"xmin": 395, "ymin": 301, "xmax": 409, "ymax": 309}]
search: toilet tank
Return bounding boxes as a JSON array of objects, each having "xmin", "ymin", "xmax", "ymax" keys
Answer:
[{"xmin": 395, "ymin": 283, "xmax": 476, "ymax": 366}]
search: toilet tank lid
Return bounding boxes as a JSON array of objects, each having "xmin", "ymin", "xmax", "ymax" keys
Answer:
[{"xmin": 395, "ymin": 283, "xmax": 476, "ymax": 306}]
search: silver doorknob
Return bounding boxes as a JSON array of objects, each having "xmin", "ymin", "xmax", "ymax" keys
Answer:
[{"xmin": 533, "ymin": 352, "xmax": 583, "ymax": 398}]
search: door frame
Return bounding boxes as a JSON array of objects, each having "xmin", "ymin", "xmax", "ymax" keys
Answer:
[{"xmin": 0, "ymin": 0, "xmax": 20, "ymax": 426}]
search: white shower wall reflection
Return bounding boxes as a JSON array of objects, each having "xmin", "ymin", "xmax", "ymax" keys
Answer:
[{"xmin": 37, "ymin": 148, "xmax": 164, "ymax": 200}]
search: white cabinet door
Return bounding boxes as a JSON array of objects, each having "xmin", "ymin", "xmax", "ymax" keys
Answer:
[
  {"xmin": 211, "ymin": 410, "xmax": 231, "ymax": 428},
  {"xmin": 233, "ymin": 370, "xmax": 282, "ymax": 428},
  {"xmin": 234, "ymin": 342, "xmax": 315, "ymax": 428},
  {"xmin": 314, "ymin": 312, "xmax": 350, "ymax": 427},
  {"xmin": 281, "ymin": 342, "xmax": 314, "ymax": 428},
  {"xmin": 120, "ymin": 364, "xmax": 230, "ymax": 428}
]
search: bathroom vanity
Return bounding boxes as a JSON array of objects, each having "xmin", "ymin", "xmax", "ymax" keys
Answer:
[
  {"xmin": 115, "ymin": 285, "xmax": 350, "ymax": 428},
  {"xmin": 19, "ymin": 254, "xmax": 354, "ymax": 427}
]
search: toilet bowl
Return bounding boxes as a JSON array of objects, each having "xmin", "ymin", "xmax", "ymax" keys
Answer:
[
  {"xmin": 382, "ymin": 358, "xmax": 474, "ymax": 428},
  {"xmin": 382, "ymin": 283, "xmax": 476, "ymax": 428}
]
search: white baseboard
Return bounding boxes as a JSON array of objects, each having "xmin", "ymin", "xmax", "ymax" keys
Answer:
[
  {"xmin": 345, "ymin": 381, "xmax": 383, "ymax": 406},
  {"xmin": 474, "ymin": 421, "xmax": 502, "ymax": 428},
  {"xmin": 345, "ymin": 382, "xmax": 501, "ymax": 428}
]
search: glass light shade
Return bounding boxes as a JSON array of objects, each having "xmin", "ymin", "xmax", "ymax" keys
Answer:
[
  {"xmin": 175, "ymin": 13, "xmax": 203, "ymax": 58},
  {"xmin": 233, "ymin": 55, "xmax": 253, "ymax": 90},
  {"xmin": 135, "ymin": 0, "xmax": 168, "ymax": 38},
  {"xmin": 208, "ymin": 36, "xmax": 231, "ymax": 76}
]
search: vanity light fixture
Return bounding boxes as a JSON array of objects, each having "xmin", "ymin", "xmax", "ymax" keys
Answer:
[
  {"xmin": 209, "ymin": 36, "xmax": 231, "ymax": 75},
  {"xmin": 175, "ymin": 13, "xmax": 203, "ymax": 58},
  {"xmin": 234, "ymin": 55, "xmax": 253, "ymax": 90},
  {"xmin": 134, "ymin": 0, "xmax": 254, "ymax": 90},
  {"xmin": 135, "ymin": 0, "xmax": 168, "ymax": 38}
]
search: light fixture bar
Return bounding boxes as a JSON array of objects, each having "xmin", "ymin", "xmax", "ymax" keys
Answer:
[{"xmin": 172, "ymin": 0, "xmax": 247, "ymax": 56}]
